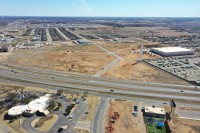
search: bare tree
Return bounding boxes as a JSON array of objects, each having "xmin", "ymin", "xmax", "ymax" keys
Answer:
[
  {"xmin": 64, "ymin": 89, "xmax": 69, "ymax": 95},
  {"xmin": 83, "ymin": 91, "xmax": 88, "ymax": 97},
  {"xmin": 76, "ymin": 92, "xmax": 80, "ymax": 98},
  {"xmin": 70, "ymin": 92, "xmax": 75, "ymax": 99},
  {"xmin": 14, "ymin": 86, "xmax": 18, "ymax": 92}
]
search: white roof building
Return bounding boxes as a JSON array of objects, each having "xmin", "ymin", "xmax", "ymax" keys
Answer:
[
  {"xmin": 8, "ymin": 94, "xmax": 52, "ymax": 116},
  {"xmin": 28, "ymin": 95, "xmax": 50, "ymax": 114},
  {"xmin": 144, "ymin": 106, "xmax": 165, "ymax": 115},
  {"xmin": 151, "ymin": 47, "xmax": 194, "ymax": 57},
  {"xmin": 8, "ymin": 105, "xmax": 30, "ymax": 116}
]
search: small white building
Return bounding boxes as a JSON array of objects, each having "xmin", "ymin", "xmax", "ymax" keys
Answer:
[
  {"xmin": 150, "ymin": 47, "xmax": 194, "ymax": 57},
  {"xmin": 77, "ymin": 39, "xmax": 89, "ymax": 44},
  {"xmin": 144, "ymin": 106, "xmax": 166, "ymax": 119}
]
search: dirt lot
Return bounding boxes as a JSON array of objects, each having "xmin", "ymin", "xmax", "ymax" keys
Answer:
[
  {"xmin": 4, "ymin": 44, "xmax": 114, "ymax": 75},
  {"xmin": 105, "ymin": 100, "xmax": 140, "ymax": 133},
  {"xmin": 92, "ymin": 40, "xmax": 160, "ymax": 53},
  {"xmin": 95, "ymin": 40, "xmax": 189, "ymax": 85},
  {"xmin": 164, "ymin": 106, "xmax": 200, "ymax": 133},
  {"xmin": 100, "ymin": 42, "xmax": 190, "ymax": 85}
]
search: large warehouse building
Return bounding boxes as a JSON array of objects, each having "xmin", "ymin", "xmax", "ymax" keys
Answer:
[{"xmin": 150, "ymin": 47, "xmax": 194, "ymax": 57}]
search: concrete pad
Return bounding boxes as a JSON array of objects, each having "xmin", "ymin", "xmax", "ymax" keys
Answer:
[
  {"xmin": 175, "ymin": 109, "xmax": 200, "ymax": 121},
  {"xmin": 74, "ymin": 121, "xmax": 91, "ymax": 131}
]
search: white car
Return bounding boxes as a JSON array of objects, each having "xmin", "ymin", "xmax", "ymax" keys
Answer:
[
  {"xmin": 68, "ymin": 113, "xmax": 74, "ymax": 119},
  {"xmin": 132, "ymin": 111, "xmax": 138, "ymax": 117}
]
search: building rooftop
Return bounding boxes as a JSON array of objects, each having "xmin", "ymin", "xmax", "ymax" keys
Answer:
[
  {"xmin": 28, "ymin": 96, "xmax": 50, "ymax": 112},
  {"xmin": 8, "ymin": 94, "xmax": 52, "ymax": 116},
  {"xmin": 77, "ymin": 39, "xmax": 89, "ymax": 44},
  {"xmin": 8, "ymin": 105, "xmax": 29, "ymax": 116},
  {"xmin": 144, "ymin": 106, "xmax": 166, "ymax": 115},
  {"xmin": 151, "ymin": 47, "xmax": 194, "ymax": 53}
]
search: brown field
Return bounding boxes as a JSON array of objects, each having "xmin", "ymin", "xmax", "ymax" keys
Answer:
[
  {"xmin": 75, "ymin": 26, "xmax": 190, "ymax": 37},
  {"xmin": 93, "ymin": 40, "xmax": 140, "ymax": 53},
  {"xmin": 164, "ymin": 106, "xmax": 200, "ymax": 133},
  {"xmin": 93, "ymin": 40, "xmax": 160, "ymax": 55},
  {"xmin": 105, "ymin": 100, "xmax": 140, "ymax": 133},
  {"xmin": 99, "ymin": 41, "xmax": 190, "ymax": 85},
  {"xmin": 4, "ymin": 44, "xmax": 114, "ymax": 75},
  {"xmin": 104, "ymin": 54, "xmax": 190, "ymax": 85},
  {"xmin": 2, "ymin": 25, "xmax": 192, "ymax": 84}
]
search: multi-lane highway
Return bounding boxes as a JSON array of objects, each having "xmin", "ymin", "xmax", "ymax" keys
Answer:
[
  {"xmin": 0, "ymin": 63, "xmax": 200, "ymax": 104},
  {"xmin": 0, "ymin": 63, "xmax": 200, "ymax": 133}
]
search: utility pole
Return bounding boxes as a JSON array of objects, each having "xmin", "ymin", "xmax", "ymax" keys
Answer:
[
  {"xmin": 0, "ymin": 16, "xmax": 3, "ymax": 32},
  {"xmin": 194, "ymin": 86, "xmax": 197, "ymax": 91},
  {"xmin": 140, "ymin": 44, "xmax": 143, "ymax": 62}
]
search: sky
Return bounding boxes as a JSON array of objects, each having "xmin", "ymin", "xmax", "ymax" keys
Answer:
[{"xmin": 0, "ymin": 0, "xmax": 200, "ymax": 17}]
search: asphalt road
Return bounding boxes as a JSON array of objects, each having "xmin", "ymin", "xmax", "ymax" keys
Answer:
[
  {"xmin": 0, "ymin": 62, "xmax": 196, "ymax": 90},
  {"xmin": 22, "ymin": 115, "xmax": 40, "ymax": 133},
  {"xmin": 0, "ymin": 71, "xmax": 200, "ymax": 101},
  {"xmin": 0, "ymin": 62, "xmax": 199, "ymax": 133},
  {"xmin": 91, "ymin": 97, "xmax": 110, "ymax": 133},
  {"xmin": 0, "ymin": 121, "xmax": 12, "ymax": 133},
  {"xmin": 92, "ymin": 43, "xmax": 122, "ymax": 77},
  {"xmin": 1, "ymin": 66, "xmax": 198, "ymax": 95},
  {"xmin": 0, "ymin": 64, "xmax": 199, "ymax": 102}
]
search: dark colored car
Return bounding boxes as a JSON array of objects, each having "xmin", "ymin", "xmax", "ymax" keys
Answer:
[
  {"xmin": 134, "ymin": 105, "xmax": 138, "ymax": 111},
  {"xmin": 57, "ymin": 128, "xmax": 63, "ymax": 132}
]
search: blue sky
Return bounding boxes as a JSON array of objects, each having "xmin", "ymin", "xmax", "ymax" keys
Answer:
[{"xmin": 0, "ymin": 0, "xmax": 200, "ymax": 17}]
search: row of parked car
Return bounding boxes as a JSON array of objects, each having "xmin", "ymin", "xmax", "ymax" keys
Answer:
[{"xmin": 133, "ymin": 105, "xmax": 138, "ymax": 117}]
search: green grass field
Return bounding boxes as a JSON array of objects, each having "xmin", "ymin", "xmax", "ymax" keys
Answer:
[
  {"xmin": 144, "ymin": 117, "xmax": 167, "ymax": 133},
  {"xmin": 147, "ymin": 123, "xmax": 166, "ymax": 133}
]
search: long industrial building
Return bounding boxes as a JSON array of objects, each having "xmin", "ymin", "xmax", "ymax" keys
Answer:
[{"xmin": 150, "ymin": 47, "xmax": 194, "ymax": 57}]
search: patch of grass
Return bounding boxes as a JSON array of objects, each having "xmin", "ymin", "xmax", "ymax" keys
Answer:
[
  {"xmin": 35, "ymin": 114, "xmax": 58, "ymax": 131},
  {"xmin": 147, "ymin": 123, "xmax": 166, "ymax": 133},
  {"xmin": 80, "ymin": 96, "xmax": 99, "ymax": 121}
]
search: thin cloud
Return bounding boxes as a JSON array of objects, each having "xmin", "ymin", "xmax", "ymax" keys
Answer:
[{"xmin": 78, "ymin": 0, "xmax": 92, "ymax": 13}]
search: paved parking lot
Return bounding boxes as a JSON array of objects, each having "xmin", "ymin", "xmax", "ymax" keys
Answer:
[{"xmin": 145, "ymin": 55, "xmax": 200, "ymax": 84}]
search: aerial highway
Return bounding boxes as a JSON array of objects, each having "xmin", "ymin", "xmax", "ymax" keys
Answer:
[
  {"xmin": 1, "ymin": 66, "xmax": 199, "ymax": 95},
  {"xmin": 0, "ymin": 63, "xmax": 200, "ymax": 103},
  {"xmin": 0, "ymin": 63, "xmax": 196, "ymax": 90}
]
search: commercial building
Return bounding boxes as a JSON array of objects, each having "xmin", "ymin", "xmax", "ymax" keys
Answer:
[
  {"xmin": 150, "ymin": 47, "xmax": 194, "ymax": 57},
  {"xmin": 8, "ymin": 94, "xmax": 52, "ymax": 117},
  {"xmin": 0, "ymin": 44, "xmax": 12, "ymax": 52},
  {"xmin": 16, "ymin": 41, "xmax": 41, "ymax": 49},
  {"xmin": 143, "ymin": 106, "xmax": 166, "ymax": 119},
  {"xmin": 77, "ymin": 39, "xmax": 89, "ymax": 44}
]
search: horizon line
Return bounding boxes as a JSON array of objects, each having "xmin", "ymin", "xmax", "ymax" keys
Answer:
[{"xmin": 1, "ymin": 15, "xmax": 200, "ymax": 18}]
